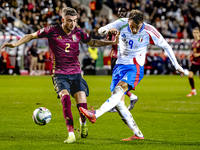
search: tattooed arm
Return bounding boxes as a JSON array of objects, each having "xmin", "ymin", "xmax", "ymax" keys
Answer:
[
  {"xmin": 86, "ymin": 32, "xmax": 120, "ymax": 47},
  {"xmin": 1, "ymin": 32, "xmax": 38, "ymax": 50}
]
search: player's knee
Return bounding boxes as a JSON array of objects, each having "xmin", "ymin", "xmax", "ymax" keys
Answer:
[
  {"xmin": 113, "ymin": 86, "xmax": 124, "ymax": 94},
  {"xmin": 188, "ymin": 71, "xmax": 193, "ymax": 78},
  {"xmin": 59, "ymin": 90, "xmax": 69, "ymax": 99},
  {"xmin": 117, "ymin": 81, "xmax": 128, "ymax": 91}
]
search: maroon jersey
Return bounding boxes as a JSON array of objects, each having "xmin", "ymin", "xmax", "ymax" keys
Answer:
[
  {"xmin": 106, "ymin": 34, "xmax": 118, "ymax": 58},
  {"xmin": 37, "ymin": 25, "xmax": 91, "ymax": 74},
  {"xmin": 191, "ymin": 40, "xmax": 200, "ymax": 65}
]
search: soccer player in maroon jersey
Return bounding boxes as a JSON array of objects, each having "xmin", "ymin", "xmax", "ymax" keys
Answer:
[
  {"xmin": 107, "ymin": 6, "xmax": 138, "ymax": 113},
  {"xmin": 187, "ymin": 27, "xmax": 200, "ymax": 97},
  {"xmin": 1, "ymin": 7, "xmax": 119, "ymax": 143}
]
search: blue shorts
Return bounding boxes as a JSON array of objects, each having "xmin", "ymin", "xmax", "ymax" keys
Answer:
[
  {"xmin": 110, "ymin": 64, "xmax": 144, "ymax": 93},
  {"xmin": 52, "ymin": 73, "xmax": 89, "ymax": 98}
]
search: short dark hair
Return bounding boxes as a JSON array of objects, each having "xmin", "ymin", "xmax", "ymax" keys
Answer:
[
  {"xmin": 129, "ymin": 9, "xmax": 144, "ymax": 24},
  {"xmin": 193, "ymin": 26, "xmax": 200, "ymax": 31},
  {"xmin": 62, "ymin": 7, "xmax": 77, "ymax": 17}
]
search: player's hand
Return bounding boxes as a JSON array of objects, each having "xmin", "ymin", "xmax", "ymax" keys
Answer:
[
  {"xmin": 107, "ymin": 28, "xmax": 118, "ymax": 35},
  {"xmin": 177, "ymin": 69, "xmax": 184, "ymax": 77},
  {"xmin": 1, "ymin": 43, "xmax": 15, "ymax": 50},
  {"xmin": 113, "ymin": 32, "xmax": 120, "ymax": 45},
  {"xmin": 175, "ymin": 64, "xmax": 184, "ymax": 77},
  {"xmin": 193, "ymin": 53, "xmax": 200, "ymax": 57}
]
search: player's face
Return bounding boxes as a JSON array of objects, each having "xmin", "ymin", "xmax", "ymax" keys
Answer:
[
  {"xmin": 62, "ymin": 15, "xmax": 77, "ymax": 32},
  {"xmin": 128, "ymin": 19, "xmax": 143, "ymax": 35},
  {"xmin": 192, "ymin": 29, "xmax": 200, "ymax": 40},
  {"xmin": 117, "ymin": 7, "xmax": 127, "ymax": 18}
]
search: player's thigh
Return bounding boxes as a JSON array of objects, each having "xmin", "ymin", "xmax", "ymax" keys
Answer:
[
  {"xmin": 52, "ymin": 74, "xmax": 70, "ymax": 98},
  {"xmin": 74, "ymin": 91, "xmax": 87, "ymax": 104},
  {"xmin": 71, "ymin": 74, "xmax": 89, "ymax": 98},
  {"xmin": 121, "ymin": 66, "xmax": 144, "ymax": 90}
]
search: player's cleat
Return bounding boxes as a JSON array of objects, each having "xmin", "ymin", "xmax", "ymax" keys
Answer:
[
  {"xmin": 108, "ymin": 107, "xmax": 117, "ymax": 112},
  {"xmin": 79, "ymin": 107, "xmax": 96, "ymax": 123},
  {"xmin": 64, "ymin": 135, "xmax": 76, "ymax": 143},
  {"xmin": 79, "ymin": 118, "xmax": 88, "ymax": 138},
  {"xmin": 128, "ymin": 97, "xmax": 138, "ymax": 111},
  {"xmin": 187, "ymin": 91, "xmax": 197, "ymax": 97},
  {"xmin": 121, "ymin": 135, "xmax": 144, "ymax": 141}
]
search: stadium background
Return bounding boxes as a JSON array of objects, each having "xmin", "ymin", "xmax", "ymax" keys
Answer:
[{"xmin": 0, "ymin": 0, "xmax": 199, "ymax": 75}]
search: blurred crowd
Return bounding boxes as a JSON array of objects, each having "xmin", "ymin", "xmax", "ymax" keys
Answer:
[
  {"xmin": 1, "ymin": 0, "xmax": 199, "ymax": 38},
  {"xmin": 0, "ymin": 0, "xmax": 200, "ymax": 75}
]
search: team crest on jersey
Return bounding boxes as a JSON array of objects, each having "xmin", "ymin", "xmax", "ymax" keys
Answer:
[
  {"xmin": 72, "ymin": 34, "xmax": 77, "ymax": 42},
  {"xmin": 138, "ymin": 36, "xmax": 143, "ymax": 42}
]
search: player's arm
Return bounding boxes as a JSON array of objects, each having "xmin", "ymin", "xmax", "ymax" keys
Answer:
[
  {"xmin": 98, "ymin": 19, "xmax": 123, "ymax": 35},
  {"xmin": 149, "ymin": 30, "xmax": 184, "ymax": 77},
  {"xmin": 193, "ymin": 48, "xmax": 200, "ymax": 57},
  {"xmin": 86, "ymin": 32, "xmax": 120, "ymax": 47},
  {"xmin": 161, "ymin": 41, "xmax": 184, "ymax": 77},
  {"xmin": 1, "ymin": 32, "xmax": 38, "ymax": 50}
]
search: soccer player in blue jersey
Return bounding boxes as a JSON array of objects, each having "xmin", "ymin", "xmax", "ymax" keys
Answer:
[
  {"xmin": 1, "ymin": 7, "xmax": 119, "ymax": 143},
  {"xmin": 80, "ymin": 9, "xmax": 184, "ymax": 141}
]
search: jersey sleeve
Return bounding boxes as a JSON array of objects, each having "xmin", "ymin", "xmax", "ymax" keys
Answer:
[
  {"xmin": 147, "ymin": 25, "xmax": 181, "ymax": 70},
  {"xmin": 37, "ymin": 26, "xmax": 53, "ymax": 38},
  {"xmin": 98, "ymin": 18, "xmax": 127, "ymax": 34},
  {"xmin": 78, "ymin": 29, "xmax": 91, "ymax": 43}
]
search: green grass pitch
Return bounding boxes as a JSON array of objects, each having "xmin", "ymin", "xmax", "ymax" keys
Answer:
[{"xmin": 0, "ymin": 75, "xmax": 200, "ymax": 150}]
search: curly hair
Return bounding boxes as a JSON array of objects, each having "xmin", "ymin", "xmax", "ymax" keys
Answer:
[
  {"xmin": 62, "ymin": 7, "xmax": 77, "ymax": 17},
  {"xmin": 129, "ymin": 9, "xmax": 144, "ymax": 24}
]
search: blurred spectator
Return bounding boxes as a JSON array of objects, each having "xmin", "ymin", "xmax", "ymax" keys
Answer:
[
  {"xmin": 2, "ymin": 16, "xmax": 8, "ymax": 26},
  {"xmin": 84, "ymin": 18, "xmax": 93, "ymax": 34},
  {"xmin": 89, "ymin": 0, "xmax": 96, "ymax": 19},
  {"xmin": 180, "ymin": 53, "xmax": 189, "ymax": 69},
  {"xmin": 144, "ymin": 50, "xmax": 157, "ymax": 75},
  {"xmin": 0, "ymin": 50, "xmax": 6, "ymax": 74},
  {"xmin": 80, "ymin": 12, "xmax": 89, "ymax": 28},
  {"xmin": 38, "ymin": 51, "xmax": 45, "ymax": 75},
  {"xmin": 0, "ymin": 50, "xmax": 14, "ymax": 74},
  {"xmin": 28, "ymin": 41, "xmax": 38, "ymax": 75},
  {"xmin": 82, "ymin": 51, "xmax": 95, "ymax": 70},
  {"xmin": 88, "ymin": 46, "xmax": 98, "ymax": 68}
]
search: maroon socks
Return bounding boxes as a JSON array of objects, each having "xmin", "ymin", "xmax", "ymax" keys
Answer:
[
  {"xmin": 77, "ymin": 103, "xmax": 87, "ymax": 123},
  {"xmin": 189, "ymin": 78, "xmax": 195, "ymax": 89},
  {"xmin": 126, "ymin": 91, "xmax": 132, "ymax": 97},
  {"xmin": 61, "ymin": 95, "xmax": 74, "ymax": 132}
]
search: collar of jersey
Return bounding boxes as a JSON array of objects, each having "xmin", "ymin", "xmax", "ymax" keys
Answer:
[{"xmin": 127, "ymin": 23, "xmax": 145, "ymax": 33}]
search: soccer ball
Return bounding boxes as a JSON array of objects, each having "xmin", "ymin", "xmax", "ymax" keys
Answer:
[{"xmin": 32, "ymin": 107, "xmax": 52, "ymax": 126}]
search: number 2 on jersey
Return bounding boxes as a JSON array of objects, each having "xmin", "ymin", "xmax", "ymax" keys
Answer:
[
  {"xmin": 129, "ymin": 40, "xmax": 133, "ymax": 49},
  {"xmin": 65, "ymin": 43, "xmax": 70, "ymax": 52}
]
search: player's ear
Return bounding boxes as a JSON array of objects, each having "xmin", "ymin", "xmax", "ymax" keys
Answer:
[{"xmin": 61, "ymin": 18, "xmax": 64, "ymax": 23}]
